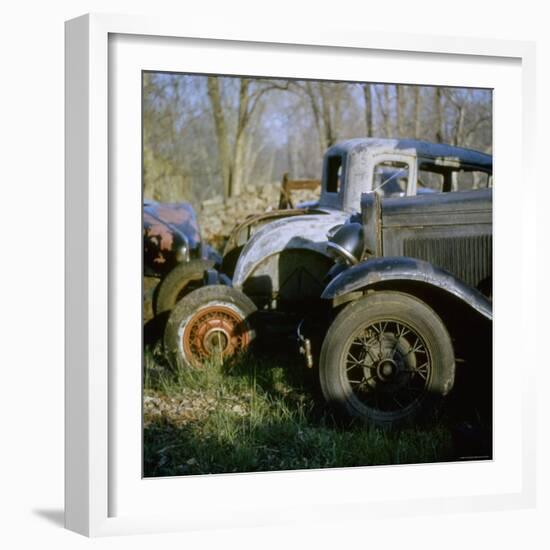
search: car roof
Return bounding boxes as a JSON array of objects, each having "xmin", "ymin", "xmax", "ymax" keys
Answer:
[{"xmin": 325, "ymin": 138, "xmax": 492, "ymax": 173}]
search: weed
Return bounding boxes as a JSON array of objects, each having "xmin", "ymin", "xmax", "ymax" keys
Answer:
[{"xmin": 143, "ymin": 350, "xmax": 465, "ymax": 477}]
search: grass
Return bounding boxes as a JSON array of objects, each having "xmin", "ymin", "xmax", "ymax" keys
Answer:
[{"xmin": 143, "ymin": 347, "xmax": 464, "ymax": 477}]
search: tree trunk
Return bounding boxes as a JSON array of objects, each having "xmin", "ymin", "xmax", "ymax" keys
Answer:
[
  {"xmin": 363, "ymin": 84, "xmax": 374, "ymax": 136},
  {"xmin": 434, "ymin": 87, "xmax": 445, "ymax": 143},
  {"xmin": 379, "ymin": 85, "xmax": 392, "ymax": 137},
  {"xmin": 453, "ymin": 104, "xmax": 465, "ymax": 146},
  {"xmin": 232, "ymin": 137, "xmax": 246, "ymax": 197},
  {"xmin": 207, "ymin": 77, "xmax": 232, "ymax": 199},
  {"xmin": 413, "ymin": 86, "xmax": 422, "ymax": 138},
  {"xmin": 231, "ymin": 79, "xmax": 252, "ymax": 197},
  {"xmin": 320, "ymin": 83, "xmax": 336, "ymax": 148},
  {"xmin": 396, "ymin": 85, "xmax": 404, "ymax": 137},
  {"xmin": 304, "ymin": 82, "xmax": 328, "ymax": 156},
  {"xmin": 331, "ymin": 83, "xmax": 343, "ymax": 146},
  {"xmin": 243, "ymin": 102, "xmax": 266, "ymax": 186}
]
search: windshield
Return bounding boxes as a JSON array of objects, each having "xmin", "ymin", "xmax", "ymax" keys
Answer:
[{"xmin": 373, "ymin": 165, "xmax": 409, "ymax": 197}]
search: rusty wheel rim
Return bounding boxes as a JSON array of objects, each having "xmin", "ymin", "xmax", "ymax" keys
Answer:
[{"xmin": 182, "ymin": 304, "xmax": 251, "ymax": 367}]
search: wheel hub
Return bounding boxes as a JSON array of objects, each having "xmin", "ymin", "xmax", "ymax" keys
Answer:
[
  {"xmin": 182, "ymin": 304, "xmax": 251, "ymax": 366},
  {"xmin": 376, "ymin": 358, "xmax": 398, "ymax": 381},
  {"xmin": 203, "ymin": 328, "xmax": 230, "ymax": 353}
]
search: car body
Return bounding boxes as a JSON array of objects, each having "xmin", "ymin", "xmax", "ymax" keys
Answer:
[
  {"xmin": 229, "ymin": 138, "xmax": 492, "ymax": 310},
  {"xmin": 161, "ymin": 139, "xmax": 493, "ymax": 371},
  {"xmin": 143, "ymin": 200, "xmax": 222, "ymax": 321},
  {"xmin": 313, "ymin": 187, "xmax": 492, "ymax": 426},
  {"xmin": 143, "ymin": 199, "xmax": 220, "ymax": 277},
  {"xmin": 323, "ymin": 188, "xmax": 493, "ymax": 309}
]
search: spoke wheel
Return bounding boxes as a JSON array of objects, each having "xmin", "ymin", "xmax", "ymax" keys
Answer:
[
  {"xmin": 320, "ymin": 291, "xmax": 455, "ymax": 428},
  {"xmin": 344, "ymin": 320, "xmax": 431, "ymax": 414}
]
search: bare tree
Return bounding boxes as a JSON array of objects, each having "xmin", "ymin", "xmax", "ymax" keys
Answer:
[
  {"xmin": 299, "ymin": 81, "xmax": 345, "ymax": 155},
  {"xmin": 444, "ymin": 89, "xmax": 492, "ymax": 150},
  {"xmin": 376, "ymin": 85, "xmax": 393, "ymax": 137},
  {"xmin": 143, "ymin": 74, "xmax": 194, "ymax": 201},
  {"xmin": 207, "ymin": 77, "xmax": 233, "ymax": 198},
  {"xmin": 143, "ymin": 75, "xmax": 492, "ymax": 206},
  {"xmin": 396, "ymin": 85, "xmax": 405, "ymax": 137},
  {"xmin": 448, "ymin": 93, "xmax": 466, "ymax": 146},
  {"xmin": 361, "ymin": 83, "xmax": 374, "ymax": 136},
  {"xmin": 434, "ymin": 87, "xmax": 445, "ymax": 143},
  {"xmin": 208, "ymin": 77, "xmax": 292, "ymax": 198},
  {"xmin": 413, "ymin": 86, "xmax": 422, "ymax": 139}
]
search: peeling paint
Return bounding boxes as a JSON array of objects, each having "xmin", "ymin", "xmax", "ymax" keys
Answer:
[
  {"xmin": 231, "ymin": 139, "xmax": 492, "ymax": 309},
  {"xmin": 144, "ymin": 200, "xmax": 206, "ymax": 276}
]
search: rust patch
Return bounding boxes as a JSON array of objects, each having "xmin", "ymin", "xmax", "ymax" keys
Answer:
[
  {"xmin": 145, "ymin": 202, "xmax": 201, "ymax": 244},
  {"xmin": 144, "ymin": 201, "xmax": 202, "ymax": 275},
  {"xmin": 144, "ymin": 212, "xmax": 175, "ymax": 253},
  {"xmin": 182, "ymin": 305, "xmax": 252, "ymax": 367}
]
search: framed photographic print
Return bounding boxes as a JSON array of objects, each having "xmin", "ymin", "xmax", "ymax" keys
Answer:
[{"xmin": 65, "ymin": 13, "xmax": 536, "ymax": 536}]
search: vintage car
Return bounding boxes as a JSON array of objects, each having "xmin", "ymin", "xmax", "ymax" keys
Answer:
[
  {"xmin": 163, "ymin": 139, "xmax": 492, "ymax": 370},
  {"xmin": 143, "ymin": 200, "xmax": 221, "ymax": 317},
  {"xmin": 229, "ymin": 138, "xmax": 491, "ymax": 310},
  {"xmin": 311, "ymin": 188, "xmax": 492, "ymax": 427},
  {"xmin": 221, "ymin": 138, "xmax": 491, "ymax": 279}
]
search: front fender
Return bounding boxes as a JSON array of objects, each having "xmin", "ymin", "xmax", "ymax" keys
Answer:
[
  {"xmin": 232, "ymin": 212, "xmax": 348, "ymax": 287},
  {"xmin": 322, "ymin": 256, "xmax": 492, "ymax": 320}
]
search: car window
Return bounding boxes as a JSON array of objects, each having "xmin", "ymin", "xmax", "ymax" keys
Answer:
[
  {"xmin": 418, "ymin": 168, "xmax": 492, "ymax": 192},
  {"xmin": 418, "ymin": 170, "xmax": 443, "ymax": 192},
  {"xmin": 373, "ymin": 162, "xmax": 409, "ymax": 197},
  {"xmin": 325, "ymin": 154, "xmax": 343, "ymax": 193},
  {"xmin": 454, "ymin": 170, "xmax": 492, "ymax": 190}
]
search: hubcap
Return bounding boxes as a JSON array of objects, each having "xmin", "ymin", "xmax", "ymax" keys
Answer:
[
  {"xmin": 377, "ymin": 358, "xmax": 397, "ymax": 381},
  {"xmin": 203, "ymin": 328, "xmax": 230, "ymax": 353}
]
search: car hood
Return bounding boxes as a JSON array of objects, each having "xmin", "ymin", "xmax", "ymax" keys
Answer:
[{"xmin": 143, "ymin": 201, "xmax": 201, "ymax": 250}]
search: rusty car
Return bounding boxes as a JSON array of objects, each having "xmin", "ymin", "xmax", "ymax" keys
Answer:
[
  {"xmin": 162, "ymin": 139, "xmax": 492, "ymax": 371},
  {"xmin": 229, "ymin": 138, "xmax": 491, "ymax": 310},
  {"xmin": 311, "ymin": 187, "xmax": 492, "ymax": 427},
  {"xmin": 143, "ymin": 200, "xmax": 221, "ymax": 317}
]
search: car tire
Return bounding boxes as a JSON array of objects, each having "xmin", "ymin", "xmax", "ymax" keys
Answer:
[
  {"xmin": 153, "ymin": 259, "xmax": 215, "ymax": 315},
  {"xmin": 319, "ymin": 291, "xmax": 455, "ymax": 428},
  {"xmin": 164, "ymin": 285, "xmax": 257, "ymax": 369}
]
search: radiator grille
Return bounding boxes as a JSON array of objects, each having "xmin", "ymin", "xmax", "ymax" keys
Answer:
[{"xmin": 403, "ymin": 234, "xmax": 492, "ymax": 289}]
